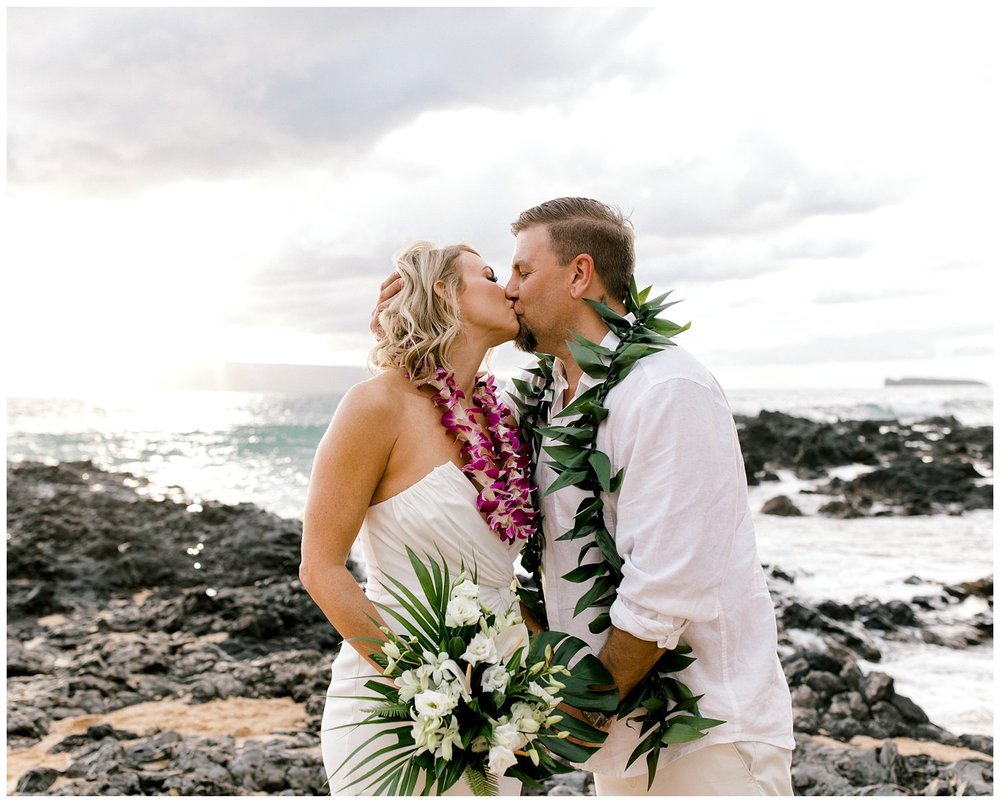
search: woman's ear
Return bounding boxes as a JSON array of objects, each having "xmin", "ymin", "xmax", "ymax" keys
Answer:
[
  {"xmin": 567, "ymin": 254, "xmax": 596, "ymax": 300},
  {"xmin": 433, "ymin": 279, "xmax": 447, "ymax": 299}
]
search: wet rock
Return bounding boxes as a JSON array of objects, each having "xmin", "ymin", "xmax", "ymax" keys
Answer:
[
  {"xmin": 7, "ymin": 460, "xmax": 994, "ymax": 796},
  {"xmin": 804, "ymin": 670, "xmax": 846, "ymax": 696},
  {"xmin": 15, "ymin": 767, "xmax": 60, "ymax": 794},
  {"xmin": 862, "ymin": 671, "xmax": 895, "ymax": 704},
  {"xmin": 923, "ymin": 760, "xmax": 994, "ymax": 795},
  {"xmin": 817, "ymin": 499, "xmax": 864, "ymax": 518},
  {"xmin": 837, "ymin": 458, "xmax": 991, "ymax": 516},
  {"xmin": 125, "ymin": 730, "xmax": 182, "ymax": 763},
  {"xmin": 761, "ymin": 495, "xmax": 803, "ymax": 516},
  {"xmin": 7, "ymin": 704, "xmax": 50, "ymax": 741},
  {"xmin": 229, "ymin": 740, "xmax": 326, "ymax": 795},
  {"xmin": 523, "ymin": 769, "xmax": 593, "ymax": 796},
  {"xmin": 892, "ymin": 692, "xmax": 931, "ymax": 724},
  {"xmin": 959, "ymin": 733, "xmax": 994, "ymax": 755},
  {"xmin": 51, "ymin": 724, "xmax": 140, "ymax": 753}
]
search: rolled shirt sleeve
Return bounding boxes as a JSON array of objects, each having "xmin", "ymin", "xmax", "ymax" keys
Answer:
[{"xmin": 605, "ymin": 376, "xmax": 743, "ymax": 646}]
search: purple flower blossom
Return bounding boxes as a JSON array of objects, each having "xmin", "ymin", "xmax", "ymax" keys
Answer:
[{"xmin": 413, "ymin": 367, "xmax": 539, "ymax": 545}]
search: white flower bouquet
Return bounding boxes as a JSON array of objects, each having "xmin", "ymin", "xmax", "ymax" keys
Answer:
[{"xmin": 327, "ymin": 547, "xmax": 617, "ymax": 795}]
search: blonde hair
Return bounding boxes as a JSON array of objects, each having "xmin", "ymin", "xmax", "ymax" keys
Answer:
[{"xmin": 370, "ymin": 241, "xmax": 478, "ymax": 382}]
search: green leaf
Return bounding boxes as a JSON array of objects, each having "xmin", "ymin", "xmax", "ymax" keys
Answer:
[
  {"xmin": 649, "ymin": 318, "xmax": 691, "ymax": 337},
  {"xmin": 659, "ymin": 721, "xmax": 709, "ymax": 744},
  {"xmin": 535, "ymin": 732, "xmax": 601, "ymax": 764},
  {"xmin": 653, "ymin": 649, "xmax": 696, "ymax": 674},
  {"xmin": 464, "ymin": 765, "xmax": 498, "ymax": 796},
  {"xmin": 510, "ymin": 377, "xmax": 535, "ymax": 397},
  {"xmin": 556, "ymin": 385, "xmax": 601, "ymax": 417},
  {"xmin": 608, "ymin": 467, "xmax": 625, "ymax": 493},
  {"xmin": 575, "ymin": 495, "xmax": 604, "ymax": 519},
  {"xmin": 645, "ymin": 744, "xmax": 661, "ymax": 790},
  {"xmin": 593, "ymin": 528, "xmax": 624, "ymax": 572},
  {"xmin": 573, "ymin": 575, "xmax": 615, "ymax": 616},
  {"xmin": 544, "ymin": 468, "xmax": 590, "ymax": 495},
  {"xmin": 588, "ymin": 450, "xmax": 613, "ymax": 492},
  {"xmin": 583, "ymin": 297, "xmax": 631, "ymax": 327},
  {"xmin": 587, "ymin": 611, "xmax": 612, "ymax": 633},
  {"xmin": 542, "ymin": 444, "xmax": 591, "ymax": 468},
  {"xmin": 562, "ymin": 562, "xmax": 605, "ymax": 583},
  {"xmin": 536, "ymin": 424, "xmax": 594, "ymax": 443},
  {"xmin": 567, "ymin": 339, "xmax": 609, "ymax": 380}
]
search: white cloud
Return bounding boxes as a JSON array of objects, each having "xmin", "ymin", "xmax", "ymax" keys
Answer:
[{"xmin": 5, "ymin": 4, "xmax": 996, "ymax": 393}]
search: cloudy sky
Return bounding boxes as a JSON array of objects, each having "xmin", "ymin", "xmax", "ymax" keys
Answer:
[{"xmin": 6, "ymin": 3, "xmax": 996, "ymax": 396}]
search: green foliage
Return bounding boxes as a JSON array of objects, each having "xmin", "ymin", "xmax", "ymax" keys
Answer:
[
  {"xmin": 509, "ymin": 278, "xmax": 724, "ymax": 786},
  {"xmin": 464, "ymin": 766, "xmax": 499, "ymax": 796}
]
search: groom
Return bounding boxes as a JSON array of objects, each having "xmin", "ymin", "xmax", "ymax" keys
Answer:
[
  {"xmin": 375, "ymin": 198, "xmax": 795, "ymax": 795},
  {"xmin": 506, "ymin": 197, "xmax": 794, "ymax": 795}
]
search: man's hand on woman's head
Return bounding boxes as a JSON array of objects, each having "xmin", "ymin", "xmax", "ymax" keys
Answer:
[{"xmin": 370, "ymin": 272, "xmax": 403, "ymax": 337}]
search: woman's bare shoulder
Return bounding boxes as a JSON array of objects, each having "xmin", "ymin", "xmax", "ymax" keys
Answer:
[{"xmin": 331, "ymin": 369, "xmax": 415, "ymax": 425}]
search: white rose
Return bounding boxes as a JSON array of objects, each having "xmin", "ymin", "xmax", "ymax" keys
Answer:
[
  {"xmin": 452, "ymin": 578, "xmax": 480, "ymax": 601},
  {"xmin": 480, "ymin": 664, "xmax": 510, "ymax": 694},
  {"xmin": 445, "ymin": 596, "xmax": 481, "ymax": 628},
  {"xmin": 413, "ymin": 689, "xmax": 458, "ymax": 719},
  {"xmin": 487, "ymin": 745, "xmax": 518, "ymax": 776},
  {"xmin": 461, "ymin": 633, "xmax": 499, "ymax": 666}
]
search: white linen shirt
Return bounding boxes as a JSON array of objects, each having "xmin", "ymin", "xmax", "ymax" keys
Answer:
[{"xmin": 507, "ymin": 333, "xmax": 794, "ymax": 777}]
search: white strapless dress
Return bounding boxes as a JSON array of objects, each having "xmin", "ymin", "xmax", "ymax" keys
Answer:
[{"xmin": 320, "ymin": 462, "xmax": 526, "ymax": 796}]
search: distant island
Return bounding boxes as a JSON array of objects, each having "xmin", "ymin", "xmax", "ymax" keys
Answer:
[{"xmin": 885, "ymin": 377, "xmax": 988, "ymax": 387}]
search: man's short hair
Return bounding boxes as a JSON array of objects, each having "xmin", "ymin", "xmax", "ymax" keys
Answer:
[{"xmin": 511, "ymin": 197, "xmax": 634, "ymax": 302}]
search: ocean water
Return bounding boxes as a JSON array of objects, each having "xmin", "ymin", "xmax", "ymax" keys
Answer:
[{"xmin": 5, "ymin": 385, "xmax": 994, "ymax": 736}]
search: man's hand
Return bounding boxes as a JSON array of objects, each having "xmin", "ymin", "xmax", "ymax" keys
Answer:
[
  {"xmin": 370, "ymin": 272, "xmax": 403, "ymax": 337},
  {"xmin": 556, "ymin": 700, "xmax": 610, "ymax": 748}
]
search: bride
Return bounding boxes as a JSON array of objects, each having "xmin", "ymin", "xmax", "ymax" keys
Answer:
[{"xmin": 299, "ymin": 241, "xmax": 537, "ymax": 796}]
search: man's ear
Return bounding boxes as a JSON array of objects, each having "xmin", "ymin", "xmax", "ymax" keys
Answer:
[{"xmin": 567, "ymin": 254, "xmax": 596, "ymax": 300}]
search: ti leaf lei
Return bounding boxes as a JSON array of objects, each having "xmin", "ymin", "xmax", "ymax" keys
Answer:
[{"xmin": 508, "ymin": 277, "xmax": 724, "ymax": 787}]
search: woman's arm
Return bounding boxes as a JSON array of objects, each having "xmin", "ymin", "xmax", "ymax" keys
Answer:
[{"xmin": 300, "ymin": 380, "xmax": 399, "ymax": 671}]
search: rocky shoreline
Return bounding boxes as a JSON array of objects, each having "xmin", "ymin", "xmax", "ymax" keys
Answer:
[
  {"xmin": 737, "ymin": 411, "xmax": 992, "ymax": 518},
  {"xmin": 6, "ymin": 410, "xmax": 993, "ymax": 795}
]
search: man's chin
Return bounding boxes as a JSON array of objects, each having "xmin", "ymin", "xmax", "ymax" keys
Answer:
[{"xmin": 514, "ymin": 325, "xmax": 537, "ymax": 354}]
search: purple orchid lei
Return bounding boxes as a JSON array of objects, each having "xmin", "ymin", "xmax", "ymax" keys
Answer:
[{"xmin": 418, "ymin": 366, "xmax": 539, "ymax": 545}]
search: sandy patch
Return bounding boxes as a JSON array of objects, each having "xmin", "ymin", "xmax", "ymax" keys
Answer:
[
  {"xmin": 811, "ymin": 734, "xmax": 993, "ymax": 763},
  {"xmin": 6, "ymin": 696, "xmax": 310, "ymax": 794}
]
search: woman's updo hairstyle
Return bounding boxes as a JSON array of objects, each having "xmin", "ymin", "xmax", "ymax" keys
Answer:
[{"xmin": 370, "ymin": 241, "xmax": 477, "ymax": 382}]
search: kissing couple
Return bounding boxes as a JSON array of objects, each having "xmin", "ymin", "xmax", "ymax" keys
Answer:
[{"xmin": 301, "ymin": 197, "xmax": 795, "ymax": 795}]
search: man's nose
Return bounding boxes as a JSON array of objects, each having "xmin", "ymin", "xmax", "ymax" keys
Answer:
[{"xmin": 504, "ymin": 278, "xmax": 517, "ymax": 299}]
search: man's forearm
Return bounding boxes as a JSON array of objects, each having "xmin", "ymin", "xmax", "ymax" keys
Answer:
[{"xmin": 597, "ymin": 625, "xmax": 667, "ymax": 700}]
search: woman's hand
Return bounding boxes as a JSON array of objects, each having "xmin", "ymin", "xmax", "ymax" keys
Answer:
[{"xmin": 370, "ymin": 272, "xmax": 403, "ymax": 337}]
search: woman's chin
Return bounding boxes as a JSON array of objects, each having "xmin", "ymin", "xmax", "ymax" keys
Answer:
[{"xmin": 488, "ymin": 320, "xmax": 519, "ymax": 347}]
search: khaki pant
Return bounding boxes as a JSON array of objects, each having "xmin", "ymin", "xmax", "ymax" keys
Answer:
[{"xmin": 594, "ymin": 741, "xmax": 793, "ymax": 796}]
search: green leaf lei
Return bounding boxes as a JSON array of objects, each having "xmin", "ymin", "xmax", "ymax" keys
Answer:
[{"xmin": 508, "ymin": 278, "xmax": 724, "ymax": 787}]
